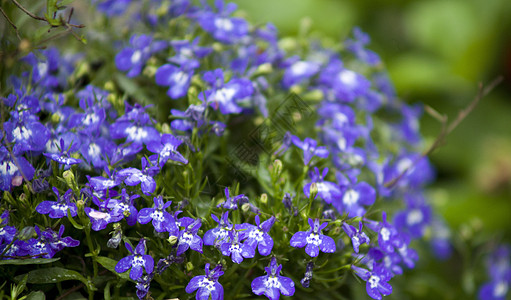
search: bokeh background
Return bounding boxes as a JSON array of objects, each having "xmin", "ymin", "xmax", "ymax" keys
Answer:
[{"xmin": 230, "ymin": 0, "xmax": 511, "ymax": 299}]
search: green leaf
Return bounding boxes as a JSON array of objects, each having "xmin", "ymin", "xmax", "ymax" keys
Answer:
[
  {"xmin": 43, "ymin": 13, "xmax": 61, "ymax": 26},
  {"xmin": 95, "ymin": 256, "xmax": 133, "ymax": 282},
  {"xmin": 14, "ymin": 267, "xmax": 88, "ymax": 286},
  {"xmin": 25, "ymin": 290, "xmax": 46, "ymax": 300},
  {"xmin": 67, "ymin": 208, "xmax": 83, "ymax": 230},
  {"xmin": 57, "ymin": 0, "xmax": 76, "ymax": 7},
  {"xmin": 46, "ymin": 0, "xmax": 58, "ymax": 17},
  {"xmin": 0, "ymin": 258, "xmax": 60, "ymax": 265}
]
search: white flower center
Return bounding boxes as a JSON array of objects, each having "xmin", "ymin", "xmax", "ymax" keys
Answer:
[
  {"xmin": 89, "ymin": 210, "xmax": 110, "ymax": 220},
  {"xmin": 338, "ymin": 69, "xmax": 357, "ymax": 87},
  {"xmin": 407, "ymin": 209, "xmax": 423, "ymax": 225},
  {"xmin": 83, "ymin": 113, "xmax": 99, "ymax": 125},
  {"xmin": 131, "ymin": 50, "xmax": 142, "ymax": 64},
  {"xmin": 88, "ymin": 143, "xmax": 101, "ymax": 158},
  {"xmin": 125, "ymin": 126, "xmax": 148, "ymax": 141},
  {"xmin": 248, "ymin": 229, "xmax": 264, "ymax": 242},
  {"xmin": 290, "ymin": 61, "xmax": 310, "ymax": 76},
  {"xmin": 198, "ymin": 278, "xmax": 216, "ymax": 291},
  {"xmin": 13, "ymin": 126, "xmax": 32, "ymax": 141},
  {"xmin": 214, "ymin": 18, "xmax": 233, "ymax": 31},
  {"xmin": 380, "ymin": 227, "xmax": 391, "ymax": 241},
  {"xmin": 264, "ymin": 276, "xmax": 281, "ymax": 289},
  {"xmin": 306, "ymin": 233, "xmax": 321, "ymax": 246},
  {"xmin": 397, "ymin": 158, "xmax": 413, "ymax": 174},
  {"xmin": 133, "ymin": 255, "xmax": 144, "ymax": 267},
  {"xmin": 0, "ymin": 161, "xmax": 18, "ymax": 176},
  {"xmin": 51, "ymin": 203, "xmax": 69, "ymax": 212},
  {"xmin": 38, "ymin": 62, "xmax": 49, "ymax": 76},
  {"xmin": 214, "ymin": 87, "xmax": 236, "ymax": 104},
  {"xmin": 343, "ymin": 189, "xmax": 359, "ymax": 206},
  {"xmin": 494, "ymin": 281, "xmax": 508, "ymax": 297},
  {"xmin": 368, "ymin": 275, "xmax": 380, "ymax": 289},
  {"xmin": 150, "ymin": 210, "xmax": 164, "ymax": 222}
]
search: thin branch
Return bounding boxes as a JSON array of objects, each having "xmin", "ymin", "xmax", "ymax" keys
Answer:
[
  {"xmin": 384, "ymin": 76, "xmax": 504, "ymax": 189},
  {"xmin": 0, "ymin": 6, "xmax": 21, "ymax": 40},
  {"xmin": 10, "ymin": 0, "xmax": 45, "ymax": 21}
]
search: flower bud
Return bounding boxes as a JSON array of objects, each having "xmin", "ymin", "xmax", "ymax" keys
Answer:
[
  {"xmin": 241, "ymin": 203, "xmax": 251, "ymax": 212},
  {"xmin": 260, "ymin": 193, "xmax": 268, "ymax": 205},
  {"xmin": 104, "ymin": 81, "xmax": 115, "ymax": 92},
  {"xmin": 273, "ymin": 159, "xmax": 283, "ymax": 176},
  {"xmin": 309, "ymin": 183, "xmax": 318, "ymax": 199},
  {"xmin": 51, "ymin": 113, "xmax": 61, "ymax": 124},
  {"xmin": 168, "ymin": 235, "xmax": 178, "ymax": 246},
  {"xmin": 186, "ymin": 262, "xmax": 194, "ymax": 272},
  {"xmin": 63, "ymin": 170, "xmax": 79, "ymax": 193},
  {"xmin": 17, "ymin": 226, "xmax": 36, "ymax": 241}
]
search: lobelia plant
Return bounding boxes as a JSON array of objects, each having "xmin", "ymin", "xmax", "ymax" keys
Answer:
[{"xmin": 0, "ymin": 0, "xmax": 508, "ymax": 300}]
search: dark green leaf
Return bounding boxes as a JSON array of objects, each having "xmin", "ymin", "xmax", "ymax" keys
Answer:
[
  {"xmin": 0, "ymin": 258, "xmax": 60, "ymax": 265},
  {"xmin": 95, "ymin": 256, "xmax": 133, "ymax": 282},
  {"xmin": 14, "ymin": 267, "xmax": 88, "ymax": 285},
  {"xmin": 25, "ymin": 290, "xmax": 46, "ymax": 300}
]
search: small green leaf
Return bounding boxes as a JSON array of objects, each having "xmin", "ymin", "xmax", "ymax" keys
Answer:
[
  {"xmin": 95, "ymin": 256, "xmax": 133, "ymax": 282},
  {"xmin": 0, "ymin": 258, "xmax": 60, "ymax": 265},
  {"xmin": 67, "ymin": 208, "xmax": 83, "ymax": 230},
  {"xmin": 44, "ymin": 13, "xmax": 61, "ymax": 26},
  {"xmin": 14, "ymin": 267, "xmax": 88, "ymax": 286},
  {"xmin": 57, "ymin": 0, "xmax": 76, "ymax": 7},
  {"xmin": 46, "ymin": 0, "xmax": 58, "ymax": 17},
  {"xmin": 25, "ymin": 290, "xmax": 46, "ymax": 300}
]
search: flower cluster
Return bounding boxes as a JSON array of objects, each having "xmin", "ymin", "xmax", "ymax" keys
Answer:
[{"xmin": 1, "ymin": 0, "xmax": 508, "ymax": 300}]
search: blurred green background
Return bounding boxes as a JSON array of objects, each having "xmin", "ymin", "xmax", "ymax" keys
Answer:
[{"xmin": 231, "ymin": 0, "xmax": 511, "ymax": 298}]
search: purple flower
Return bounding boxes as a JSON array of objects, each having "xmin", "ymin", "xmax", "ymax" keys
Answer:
[
  {"xmin": 196, "ymin": 0, "xmax": 248, "ymax": 44},
  {"xmin": 117, "ymin": 157, "xmax": 159, "ymax": 195},
  {"xmin": 352, "ymin": 262, "xmax": 393, "ymax": 300},
  {"xmin": 335, "ymin": 171, "xmax": 376, "ymax": 217},
  {"xmin": 116, "ymin": 34, "xmax": 167, "ymax": 77},
  {"xmin": 93, "ymin": 0, "xmax": 132, "ymax": 16},
  {"xmin": 155, "ymin": 60, "xmax": 198, "ymax": 99},
  {"xmin": 282, "ymin": 193, "xmax": 298, "ymax": 216},
  {"xmin": 290, "ymin": 218, "xmax": 336, "ymax": 257},
  {"xmin": 4, "ymin": 116, "xmax": 49, "ymax": 155},
  {"xmin": 282, "ymin": 59, "xmax": 320, "ymax": 88},
  {"xmin": 220, "ymin": 229, "xmax": 255, "ymax": 264},
  {"xmin": 137, "ymin": 196, "xmax": 176, "ymax": 232},
  {"xmin": 393, "ymin": 193, "xmax": 432, "ymax": 239},
  {"xmin": 204, "ymin": 212, "xmax": 233, "ymax": 246},
  {"xmin": 115, "ymin": 239, "xmax": 154, "ymax": 281},
  {"xmin": 147, "ymin": 134, "xmax": 188, "ymax": 167},
  {"xmin": 36, "ymin": 187, "xmax": 77, "ymax": 219},
  {"xmin": 300, "ymin": 261, "xmax": 314, "ymax": 288},
  {"xmin": 176, "ymin": 218, "xmax": 203, "ymax": 256},
  {"xmin": 291, "ymin": 136, "xmax": 329, "ymax": 165},
  {"xmin": 110, "ymin": 103, "xmax": 160, "ymax": 146},
  {"xmin": 345, "ymin": 27, "xmax": 381, "ymax": 66},
  {"xmin": 319, "ymin": 58, "xmax": 371, "ymax": 102},
  {"xmin": 303, "ymin": 167, "xmax": 342, "ymax": 204},
  {"xmin": 201, "ymin": 69, "xmax": 254, "ymax": 115},
  {"xmin": 479, "ymin": 245, "xmax": 511, "ymax": 300},
  {"xmin": 26, "ymin": 225, "xmax": 79, "ymax": 258},
  {"xmin": 0, "ymin": 146, "xmax": 35, "ymax": 191},
  {"xmin": 251, "ymin": 257, "xmax": 295, "ymax": 299},
  {"xmin": 107, "ymin": 189, "xmax": 139, "ymax": 226},
  {"xmin": 43, "ymin": 139, "xmax": 82, "ymax": 168},
  {"xmin": 185, "ymin": 263, "xmax": 224, "ymax": 300},
  {"xmin": 217, "ymin": 187, "xmax": 248, "ymax": 210},
  {"xmin": 342, "ymin": 221, "xmax": 370, "ymax": 253},
  {"xmin": 237, "ymin": 215, "xmax": 275, "ymax": 256}
]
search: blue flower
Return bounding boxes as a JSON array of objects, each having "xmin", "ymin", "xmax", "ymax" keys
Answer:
[
  {"xmin": 196, "ymin": 0, "xmax": 248, "ymax": 44},
  {"xmin": 220, "ymin": 229, "xmax": 255, "ymax": 264},
  {"xmin": 110, "ymin": 103, "xmax": 160, "ymax": 146},
  {"xmin": 0, "ymin": 146, "xmax": 35, "ymax": 191},
  {"xmin": 303, "ymin": 167, "xmax": 342, "ymax": 205},
  {"xmin": 185, "ymin": 263, "xmax": 224, "ymax": 300},
  {"xmin": 282, "ymin": 59, "xmax": 320, "ymax": 88},
  {"xmin": 176, "ymin": 218, "xmax": 203, "ymax": 256},
  {"xmin": 251, "ymin": 257, "xmax": 295, "ymax": 299},
  {"xmin": 115, "ymin": 239, "xmax": 154, "ymax": 281},
  {"xmin": 237, "ymin": 215, "xmax": 275, "ymax": 256},
  {"xmin": 345, "ymin": 27, "xmax": 381, "ymax": 66},
  {"xmin": 217, "ymin": 187, "xmax": 248, "ymax": 210},
  {"xmin": 478, "ymin": 245, "xmax": 511, "ymax": 300},
  {"xmin": 117, "ymin": 157, "xmax": 160, "ymax": 195},
  {"xmin": 352, "ymin": 262, "xmax": 393, "ymax": 300},
  {"xmin": 200, "ymin": 69, "xmax": 254, "ymax": 115},
  {"xmin": 204, "ymin": 212, "xmax": 233, "ymax": 247},
  {"xmin": 155, "ymin": 60, "xmax": 198, "ymax": 99},
  {"xmin": 319, "ymin": 58, "xmax": 371, "ymax": 102},
  {"xmin": 43, "ymin": 139, "xmax": 82, "ymax": 168},
  {"xmin": 26, "ymin": 225, "xmax": 79, "ymax": 258},
  {"xmin": 342, "ymin": 221, "xmax": 370, "ymax": 253},
  {"xmin": 137, "ymin": 196, "xmax": 176, "ymax": 232},
  {"xmin": 36, "ymin": 187, "xmax": 77, "ymax": 219},
  {"xmin": 290, "ymin": 218, "xmax": 336, "ymax": 257},
  {"xmin": 116, "ymin": 34, "xmax": 167, "ymax": 77},
  {"xmin": 334, "ymin": 171, "xmax": 376, "ymax": 217},
  {"xmin": 147, "ymin": 134, "xmax": 188, "ymax": 167},
  {"xmin": 4, "ymin": 114, "xmax": 50, "ymax": 155},
  {"xmin": 291, "ymin": 136, "xmax": 329, "ymax": 165}
]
